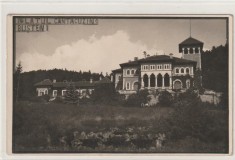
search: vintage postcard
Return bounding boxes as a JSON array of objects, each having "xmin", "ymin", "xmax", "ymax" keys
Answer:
[{"xmin": 6, "ymin": 15, "xmax": 232, "ymax": 155}]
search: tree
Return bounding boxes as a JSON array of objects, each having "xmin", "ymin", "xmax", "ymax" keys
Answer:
[
  {"xmin": 125, "ymin": 89, "xmax": 151, "ymax": 107},
  {"xmin": 193, "ymin": 69, "xmax": 205, "ymax": 94},
  {"xmin": 143, "ymin": 51, "xmax": 147, "ymax": 58},
  {"xmin": 201, "ymin": 44, "xmax": 228, "ymax": 92},
  {"xmin": 158, "ymin": 90, "xmax": 174, "ymax": 107},
  {"xmin": 14, "ymin": 62, "xmax": 23, "ymax": 102},
  {"xmin": 91, "ymin": 82, "xmax": 120, "ymax": 104},
  {"xmin": 63, "ymin": 82, "xmax": 79, "ymax": 104}
]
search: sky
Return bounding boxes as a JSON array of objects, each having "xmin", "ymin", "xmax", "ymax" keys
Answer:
[{"xmin": 15, "ymin": 18, "xmax": 227, "ymax": 74}]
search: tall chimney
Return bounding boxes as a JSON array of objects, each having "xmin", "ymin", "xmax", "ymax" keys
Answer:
[{"xmin": 169, "ymin": 53, "xmax": 173, "ymax": 59}]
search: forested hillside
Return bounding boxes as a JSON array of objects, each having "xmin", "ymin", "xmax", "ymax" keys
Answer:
[{"xmin": 201, "ymin": 43, "xmax": 228, "ymax": 92}]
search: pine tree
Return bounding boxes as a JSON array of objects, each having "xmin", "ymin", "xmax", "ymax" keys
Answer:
[
  {"xmin": 14, "ymin": 62, "xmax": 23, "ymax": 102},
  {"xmin": 63, "ymin": 82, "xmax": 79, "ymax": 104}
]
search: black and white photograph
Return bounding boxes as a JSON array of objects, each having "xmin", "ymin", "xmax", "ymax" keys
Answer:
[{"xmin": 11, "ymin": 15, "xmax": 230, "ymax": 154}]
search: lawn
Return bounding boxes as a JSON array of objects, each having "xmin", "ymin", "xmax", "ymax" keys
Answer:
[{"xmin": 13, "ymin": 100, "xmax": 229, "ymax": 153}]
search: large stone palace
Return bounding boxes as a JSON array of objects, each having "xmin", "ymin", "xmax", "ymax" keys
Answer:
[{"xmin": 111, "ymin": 37, "xmax": 204, "ymax": 94}]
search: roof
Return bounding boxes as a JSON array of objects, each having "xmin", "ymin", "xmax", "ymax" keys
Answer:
[
  {"xmin": 179, "ymin": 37, "xmax": 204, "ymax": 52},
  {"xmin": 139, "ymin": 55, "xmax": 196, "ymax": 65},
  {"xmin": 53, "ymin": 81, "xmax": 96, "ymax": 88},
  {"xmin": 34, "ymin": 79, "xmax": 52, "ymax": 86},
  {"xmin": 119, "ymin": 60, "xmax": 139, "ymax": 67},
  {"xmin": 112, "ymin": 68, "xmax": 122, "ymax": 73},
  {"xmin": 96, "ymin": 77, "xmax": 112, "ymax": 84},
  {"xmin": 179, "ymin": 37, "xmax": 203, "ymax": 45},
  {"xmin": 173, "ymin": 56, "xmax": 197, "ymax": 65},
  {"xmin": 139, "ymin": 55, "xmax": 172, "ymax": 63},
  {"xmin": 35, "ymin": 77, "xmax": 112, "ymax": 88},
  {"xmin": 119, "ymin": 55, "xmax": 196, "ymax": 67}
]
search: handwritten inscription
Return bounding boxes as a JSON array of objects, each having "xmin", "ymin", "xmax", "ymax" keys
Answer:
[{"xmin": 15, "ymin": 17, "xmax": 99, "ymax": 32}]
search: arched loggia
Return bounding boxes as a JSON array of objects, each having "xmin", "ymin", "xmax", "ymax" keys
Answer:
[
  {"xmin": 150, "ymin": 74, "xmax": 155, "ymax": 87},
  {"xmin": 143, "ymin": 74, "xmax": 148, "ymax": 88},
  {"xmin": 164, "ymin": 73, "xmax": 170, "ymax": 87},
  {"xmin": 157, "ymin": 74, "xmax": 162, "ymax": 87}
]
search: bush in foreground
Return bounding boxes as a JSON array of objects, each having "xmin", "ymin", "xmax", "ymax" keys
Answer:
[
  {"xmin": 125, "ymin": 89, "xmax": 151, "ymax": 107},
  {"xmin": 158, "ymin": 90, "xmax": 174, "ymax": 107},
  {"xmin": 167, "ymin": 89, "xmax": 228, "ymax": 148}
]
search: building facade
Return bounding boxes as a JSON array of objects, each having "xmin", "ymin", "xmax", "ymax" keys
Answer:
[
  {"xmin": 112, "ymin": 37, "xmax": 203, "ymax": 94},
  {"xmin": 34, "ymin": 77, "xmax": 112, "ymax": 98}
]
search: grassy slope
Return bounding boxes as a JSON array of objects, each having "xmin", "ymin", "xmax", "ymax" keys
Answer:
[{"xmin": 13, "ymin": 101, "xmax": 228, "ymax": 153}]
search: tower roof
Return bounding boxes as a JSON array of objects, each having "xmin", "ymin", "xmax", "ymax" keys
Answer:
[
  {"xmin": 179, "ymin": 37, "xmax": 203, "ymax": 45},
  {"xmin": 179, "ymin": 37, "xmax": 204, "ymax": 53}
]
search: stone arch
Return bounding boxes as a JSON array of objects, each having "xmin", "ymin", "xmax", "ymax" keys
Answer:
[
  {"xmin": 127, "ymin": 70, "xmax": 130, "ymax": 75},
  {"xmin": 143, "ymin": 74, "xmax": 148, "ymax": 88},
  {"xmin": 181, "ymin": 68, "xmax": 185, "ymax": 73},
  {"xmin": 173, "ymin": 79, "xmax": 182, "ymax": 90},
  {"xmin": 157, "ymin": 74, "xmax": 162, "ymax": 87},
  {"xmin": 164, "ymin": 73, "xmax": 170, "ymax": 87},
  {"xmin": 189, "ymin": 48, "xmax": 194, "ymax": 54},
  {"xmin": 133, "ymin": 81, "xmax": 139, "ymax": 91},
  {"xmin": 186, "ymin": 67, "xmax": 190, "ymax": 74},
  {"xmin": 150, "ymin": 74, "xmax": 156, "ymax": 87},
  {"xmin": 184, "ymin": 48, "xmax": 188, "ymax": 54},
  {"xmin": 175, "ymin": 68, "xmax": 179, "ymax": 73}
]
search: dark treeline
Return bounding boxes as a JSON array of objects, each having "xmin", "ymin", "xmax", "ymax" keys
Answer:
[
  {"xmin": 16, "ymin": 68, "xmax": 104, "ymax": 99},
  {"xmin": 201, "ymin": 43, "xmax": 228, "ymax": 92}
]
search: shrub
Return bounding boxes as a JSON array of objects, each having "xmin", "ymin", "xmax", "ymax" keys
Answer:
[
  {"xmin": 63, "ymin": 82, "xmax": 79, "ymax": 104},
  {"xmin": 175, "ymin": 89, "xmax": 201, "ymax": 107},
  {"xmin": 158, "ymin": 91, "xmax": 173, "ymax": 107},
  {"xmin": 91, "ymin": 83, "xmax": 122, "ymax": 105},
  {"xmin": 167, "ymin": 92, "xmax": 228, "ymax": 146},
  {"xmin": 54, "ymin": 96, "xmax": 63, "ymax": 103},
  {"xmin": 125, "ymin": 89, "xmax": 151, "ymax": 107},
  {"xmin": 28, "ymin": 95, "xmax": 50, "ymax": 103},
  {"xmin": 219, "ymin": 91, "xmax": 228, "ymax": 109}
]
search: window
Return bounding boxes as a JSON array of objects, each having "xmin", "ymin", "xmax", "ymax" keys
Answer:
[
  {"xmin": 184, "ymin": 48, "xmax": 188, "ymax": 54},
  {"xmin": 39, "ymin": 91, "xmax": 44, "ymax": 96},
  {"xmin": 127, "ymin": 70, "xmax": 130, "ymax": 75},
  {"xmin": 195, "ymin": 48, "xmax": 199, "ymax": 54},
  {"xmin": 142, "ymin": 65, "xmax": 148, "ymax": 70},
  {"xmin": 186, "ymin": 68, "xmax": 190, "ymax": 74},
  {"xmin": 126, "ymin": 82, "xmax": 130, "ymax": 90},
  {"xmin": 190, "ymin": 48, "xmax": 194, "ymax": 54},
  {"xmin": 62, "ymin": 90, "xmax": 67, "ymax": 96},
  {"xmin": 150, "ymin": 65, "xmax": 155, "ymax": 70},
  {"xmin": 164, "ymin": 64, "xmax": 170, "ymax": 69},
  {"xmin": 176, "ymin": 68, "xmax": 179, "ymax": 73},
  {"xmin": 45, "ymin": 89, "xmax": 48, "ymax": 95},
  {"xmin": 53, "ymin": 90, "xmax": 57, "ymax": 97},
  {"xmin": 181, "ymin": 68, "xmax": 184, "ymax": 73},
  {"xmin": 157, "ymin": 65, "xmax": 162, "ymax": 70},
  {"xmin": 118, "ymin": 75, "xmax": 121, "ymax": 80},
  {"xmin": 131, "ymin": 70, "xmax": 135, "ymax": 75}
]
